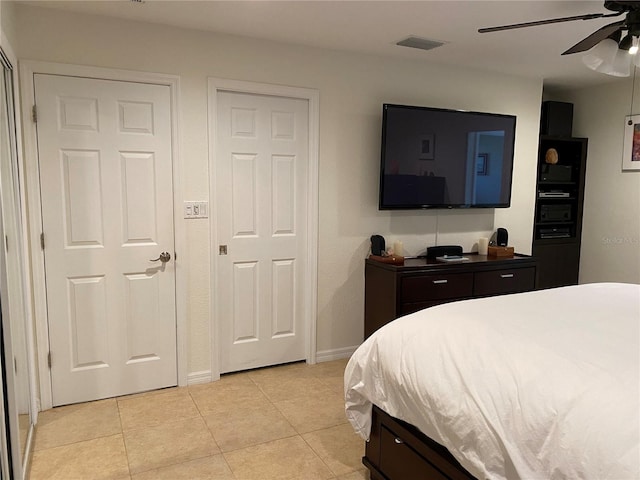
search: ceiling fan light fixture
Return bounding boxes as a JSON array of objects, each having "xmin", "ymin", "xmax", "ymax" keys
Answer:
[
  {"xmin": 608, "ymin": 48, "xmax": 632, "ymax": 76},
  {"xmin": 619, "ymin": 33, "xmax": 634, "ymax": 51},
  {"xmin": 629, "ymin": 37, "xmax": 639, "ymax": 55},
  {"xmin": 582, "ymin": 36, "xmax": 635, "ymax": 77},
  {"xmin": 583, "ymin": 38, "xmax": 619, "ymax": 70}
]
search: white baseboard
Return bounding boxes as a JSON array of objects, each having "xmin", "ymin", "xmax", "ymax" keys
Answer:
[
  {"xmin": 187, "ymin": 348, "xmax": 359, "ymax": 382},
  {"xmin": 315, "ymin": 345, "xmax": 359, "ymax": 363},
  {"xmin": 187, "ymin": 370, "xmax": 213, "ymax": 386}
]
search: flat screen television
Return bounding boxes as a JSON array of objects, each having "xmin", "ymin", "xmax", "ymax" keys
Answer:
[{"xmin": 379, "ymin": 103, "xmax": 516, "ymax": 209}]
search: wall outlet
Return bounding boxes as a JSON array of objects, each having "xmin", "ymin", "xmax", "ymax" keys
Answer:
[{"xmin": 184, "ymin": 201, "xmax": 208, "ymax": 219}]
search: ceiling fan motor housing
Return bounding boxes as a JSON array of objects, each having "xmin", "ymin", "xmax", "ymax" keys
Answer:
[
  {"xmin": 625, "ymin": 10, "xmax": 640, "ymax": 36},
  {"xmin": 604, "ymin": 1, "xmax": 640, "ymax": 13}
]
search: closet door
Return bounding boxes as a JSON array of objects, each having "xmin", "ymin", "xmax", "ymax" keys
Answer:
[
  {"xmin": 0, "ymin": 46, "xmax": 32, "ymax": 480},
  {"xmin": 34, "ymin": 74, "xmax": 177, "ymax": 405},
  {"xmin": 215, "ymin": 90, "xmax": 309, "ymax": 373}
]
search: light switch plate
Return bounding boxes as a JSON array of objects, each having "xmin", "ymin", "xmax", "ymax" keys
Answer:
[{"xmin": 184, "ymin": 201, "xmax": 208, "ymax": 219}]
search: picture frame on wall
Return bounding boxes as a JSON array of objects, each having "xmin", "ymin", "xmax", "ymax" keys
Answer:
[
  {"xmin": 622, "ymin": 115, "xmax": 640, "ymax": 171},
  {"xmin": 476, "ymin": 153, "xmax": 489, "ymax": 176},
  {"xmin": 419, "ymin": 134, "xmax": 435, "ymax": 160}
]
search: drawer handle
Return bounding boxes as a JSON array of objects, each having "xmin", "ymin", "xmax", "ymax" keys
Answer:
[
  {"xmin": 432, "ymin": 279, "xmax": 448, "ymax": 284},
  {"xmin": 500, "ymin": 273, "xmax": 514, "ymax": 279},
  {"xmin": 394, "ymin": 437, "xmax": 404, "ymax": 444}
]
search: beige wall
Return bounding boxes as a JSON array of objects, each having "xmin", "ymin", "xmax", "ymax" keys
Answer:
[
  {"xmin": 553, "ymin": 82, "xmax": 640, "ymax": 284},
  {"xmin": 11, "ymin": 4, "xmax": 542, "ymax": 376},
  {"xmin": 1, "ymin": 1, "xmax": 17, "ymax": 47}
]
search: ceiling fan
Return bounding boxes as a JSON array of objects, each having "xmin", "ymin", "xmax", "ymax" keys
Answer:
[{"xmin": 479, "ymin": 1, "xmax": 640, "ymax": 56}]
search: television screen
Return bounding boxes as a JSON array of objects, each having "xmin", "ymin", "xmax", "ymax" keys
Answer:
[{"xmin": 379, "ymin": 104, "xmax": 516, "ymax": 209}]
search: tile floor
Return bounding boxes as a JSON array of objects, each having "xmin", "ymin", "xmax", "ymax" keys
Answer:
[{"xmin": 29, "ymin": 359, "xmax": 367, "ymax": 480}]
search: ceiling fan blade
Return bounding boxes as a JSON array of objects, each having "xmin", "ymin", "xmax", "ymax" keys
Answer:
[
  {"xmin": 478, "ymin": 12, "xmax": 622, "ymax": 33},
  {"xmin": 561, "ymin": 20, "xmax": 625, "ymax": 55}
]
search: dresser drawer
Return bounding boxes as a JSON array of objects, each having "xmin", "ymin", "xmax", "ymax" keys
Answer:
[
  {"xmin": 474, "ymin": 267, "xmax": 536, "ymax": 296},
  {"xmin": 401, "ymin": 273, "xmax": 473, "ymax": 303},
  {"xmin": 400, "ymin": 299, "xmax": 458, "ymax": 316},
  {"xmin": 379, "ymin": 426, "xmax": 448, "ymax": 480}
]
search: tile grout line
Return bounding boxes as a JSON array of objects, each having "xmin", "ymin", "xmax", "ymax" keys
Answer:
[
  {"xmin": 115, "ymin": 397, "xmax": 133, "ymax": 479},
  {"xmin": 222, "ymin": 367, "xmax": 339, "ymax": 478},
  {"xmin": 118, "ymin": 390, "xmax": 217, "ymax": 477},
  {"xmin": 251, "ymin": 364, "xmax": 356, "ymax": 477},
  {"xmin": 299, "ymin": 431, "xmax": 343, "ymax": 478},
  {"xmin": 188, "ymin": 379, "xmax": 247, "ymax": 479},
  {"xmin": 30, "ymin": 401, "xmax": 127, "ymax": 453}
]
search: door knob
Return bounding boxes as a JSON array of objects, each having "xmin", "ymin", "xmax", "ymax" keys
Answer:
[{"xmin": 150, "ymin": 252, "xmax": 171, "ymax": 263}]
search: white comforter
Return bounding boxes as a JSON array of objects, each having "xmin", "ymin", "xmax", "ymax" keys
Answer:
[{"xmin": 345, "ymin": 283, "xmax": 640, "ymax": 480}]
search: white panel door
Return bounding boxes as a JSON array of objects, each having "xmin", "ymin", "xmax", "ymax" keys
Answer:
[
  {"xmin": 216, "ymin": 91, "xmax": 308, "ymax": 373},
  {"xmin": 34, "ymin": 74, "xmax": 176, "ymax": 406}
]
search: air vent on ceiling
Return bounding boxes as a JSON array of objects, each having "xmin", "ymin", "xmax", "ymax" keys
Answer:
[{"xmin": 396, "ymin": 36, "xmax": 445, "ymax": 51}]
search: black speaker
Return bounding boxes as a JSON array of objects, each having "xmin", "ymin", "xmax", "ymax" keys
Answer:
[
  {"xmin": 541, "ymin": 101, "xmax": 573, "ymax": 137},
  {"xmin": 370, "ymin": 235, "xmax": 386, "ymax": 256},
  {"xmin": 426, "ymin": 245, "xmax": 463, "ymax": 259},
  {"xmin": 490, "ymin": 228, "xmax": 508, "ymax": 247}
]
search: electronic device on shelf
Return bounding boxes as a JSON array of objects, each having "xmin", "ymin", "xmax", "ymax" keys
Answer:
[
  {"xmin": 539, "ymin": 191, "xmax": 570, "ymax": 198},
  {"xmin": 540, "ymin": 164, "xmax": 572, "ymax": 182},
  {"xmin": 378, "ymin": 104, "xmax": 516, "ymax": 210},
  {"xmin": 539, "ymin": 227, "xmax": 571, "ymax": 239},
  {"xmin": 426, "ymin": 245, "xmax": 463, "ymax": 259},
  {"xmin": 489, "ymin": 228, "xmax": 508, "ymax": 247},
  {"xmin": 540, "ymin": 204, "xmax": 572, "ymax": 222},
  {"xmin": 370, "ymin": 234, "xmax": 386, "ymax": 256},
  {"xmin": 435, "ymin": 255, "xmax": 470, "ymax": 263}
]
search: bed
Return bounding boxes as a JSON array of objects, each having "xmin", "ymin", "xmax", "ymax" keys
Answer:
[{"xmin": 345, "ymin": 283, "xmax": 640, "ymax": 480}]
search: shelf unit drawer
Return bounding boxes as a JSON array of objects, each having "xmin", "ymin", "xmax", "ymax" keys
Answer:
[
  {"xmin": 401, "ymin": 273, "xmax": 473, "ymax": 303},
  {"xmin": 474, "ymin": 267, "xmax": 536, "ymax": 296}
]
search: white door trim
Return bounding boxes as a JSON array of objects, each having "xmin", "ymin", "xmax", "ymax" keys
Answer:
[
  {"xmin": 208, "ymin": 78, "xmax": 319, "ymax": 380},
  {"xmin": 19, "ymin": 61, "xmax": 186, "ymax": 410}
]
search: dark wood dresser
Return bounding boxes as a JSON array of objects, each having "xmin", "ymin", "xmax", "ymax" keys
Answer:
[{"xmin": 365, "ymin": 254, "xmax": 537, "ymax": 338}]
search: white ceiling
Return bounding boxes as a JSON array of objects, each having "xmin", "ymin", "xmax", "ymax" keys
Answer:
[{"xmin": 23, "ymin": 0, "xmax": 628, "ymax": 89}]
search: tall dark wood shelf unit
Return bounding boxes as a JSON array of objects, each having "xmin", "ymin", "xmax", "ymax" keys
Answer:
[{"xmin": 533, "ymin": 136, "xmax": 587, "ymax": 289}]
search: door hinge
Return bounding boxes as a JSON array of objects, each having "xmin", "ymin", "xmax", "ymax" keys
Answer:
[
  {"xmin": 40, "ymin": 232, "xmax": 45, "ymax": 250},
  {"xmin": 4, "ymin": 235, "xmax": 7, "ymax": 252},
  {"xmin": 32, "ymin": 105, "xmax": 37, "ymax": 123},
  {"xmin": 47, "ymin": 352, "xmax": 52, "ymax": 368}
]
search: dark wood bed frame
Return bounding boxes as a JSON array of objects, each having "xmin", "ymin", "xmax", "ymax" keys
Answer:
[{"xmin": 363, "ymin": 405, "xmax": 477, "ymax": 480}]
